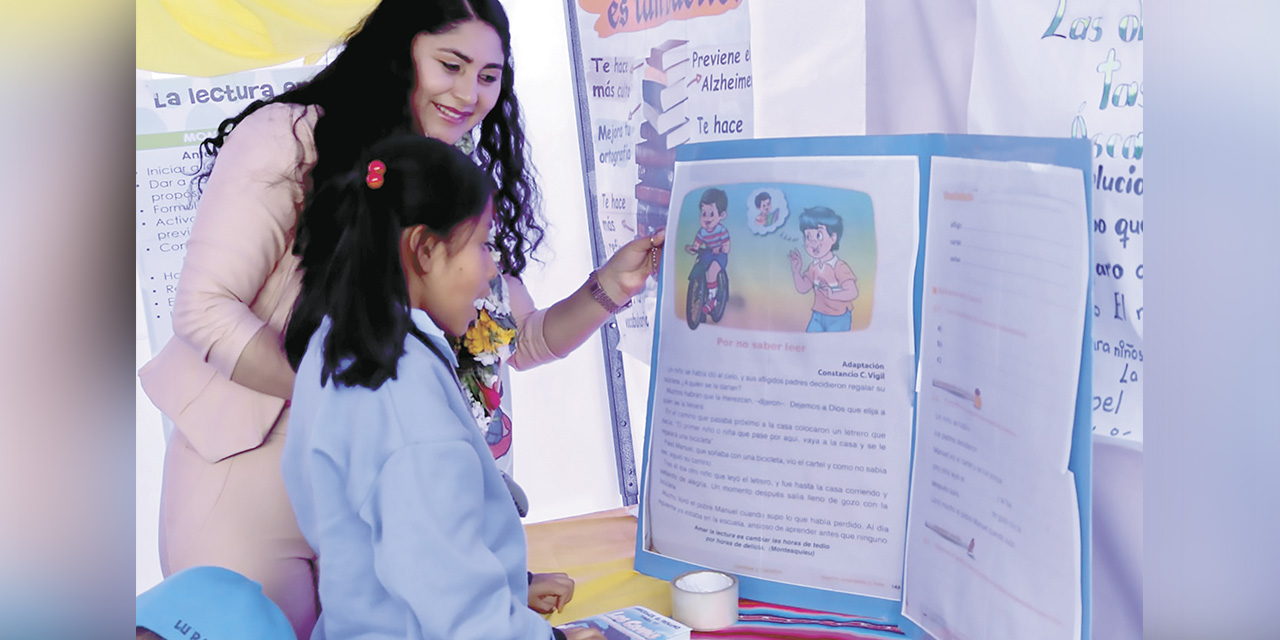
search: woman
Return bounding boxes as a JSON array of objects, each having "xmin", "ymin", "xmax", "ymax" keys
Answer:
[{"xmin": 138, "ymin": 1, "xmax": 661, "ymax": 637}]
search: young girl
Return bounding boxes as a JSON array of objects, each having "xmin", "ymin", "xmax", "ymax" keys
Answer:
[{"xmin": 281, "ymin": 135, "xmax": 602, "ymax": 640}]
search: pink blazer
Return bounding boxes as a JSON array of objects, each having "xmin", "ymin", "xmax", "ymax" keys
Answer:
[
  {"xmin": 140, "ymin": 103, "xmax": 558, "ymax": 463},
  {"xmin": 139, "ymin": 103, "xmax": 318, "ymax": 462}
]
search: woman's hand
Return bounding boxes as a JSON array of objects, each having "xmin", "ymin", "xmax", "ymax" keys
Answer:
[
  {"xmin": 528, "ymin": 572, "xmax": 575, "ymax": 614},
  {"xmin": 529, "ymin": 229, "xmax": 665, "ymax": 360},
  {"xmin": 596, "ymin": 229, "xmax": 665, "ymax": 303}
]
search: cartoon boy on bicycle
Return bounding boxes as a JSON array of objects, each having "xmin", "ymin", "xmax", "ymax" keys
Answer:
[{"xmin": 685, "ymin": 187, "xmax": 731, "ymax": 320}]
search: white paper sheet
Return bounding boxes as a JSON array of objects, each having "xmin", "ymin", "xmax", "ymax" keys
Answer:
[
  {"xmin": 902, "ymin": 157, "xmax": 1087, "ymax": 640},
  {"xmin": 644, "ymin": 154, "xmax": 918, "ymax": 599}
]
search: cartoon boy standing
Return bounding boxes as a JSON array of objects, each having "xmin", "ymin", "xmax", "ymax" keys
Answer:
[
  {"xmin": 789, "ymin": 206, "xmax": 858, "ymax": 332},
  {"xmin": 755, "ymin": 191, "xmax": 777, "ymax": 227},
  {"xmin": 685, "ymin": 187, "xmax": 731, "ymax": 315}
]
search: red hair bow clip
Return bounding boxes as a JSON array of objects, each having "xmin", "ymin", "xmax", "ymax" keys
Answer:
[{"xmin": 366, "ymin": 159, "xmax": 386, "ymax": 189}]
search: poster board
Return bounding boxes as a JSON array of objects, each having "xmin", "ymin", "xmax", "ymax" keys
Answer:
[
  {"xmin": 635, "ymin": 134, "xmax": 1093, "ymax": 640},
  {"xmin": 565, "ymin": 0, "xmax": 756, "ymax": 503}
]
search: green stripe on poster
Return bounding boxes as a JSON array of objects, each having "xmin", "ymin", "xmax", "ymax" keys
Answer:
[{"xmin": 135, "ymin": 130, "xmax": 218, "ymax": 151}]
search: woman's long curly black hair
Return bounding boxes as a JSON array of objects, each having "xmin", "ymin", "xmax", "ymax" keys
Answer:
[{"xmin": 190, "ymin": 0, "xmax": 541, "ymax": 277}]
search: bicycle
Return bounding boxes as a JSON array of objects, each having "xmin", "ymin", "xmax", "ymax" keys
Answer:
[{"xmin": 685, "ymin": 247, "xmax": 729, "ymax": 329}]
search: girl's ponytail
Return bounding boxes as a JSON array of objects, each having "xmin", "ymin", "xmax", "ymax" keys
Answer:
[{"xmin": 319, "ymin": 161, "xmax": 412, "ymax": 389}]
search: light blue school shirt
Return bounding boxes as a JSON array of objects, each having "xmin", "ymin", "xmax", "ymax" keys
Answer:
[{"xmin": 282, "ymin": 309, "xmax": 552, "ymax": 640}]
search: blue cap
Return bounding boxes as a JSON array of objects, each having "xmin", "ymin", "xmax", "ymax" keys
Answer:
[{"xmin": 136, "ymin": 566, "xmax": 296, "ymax": 640}]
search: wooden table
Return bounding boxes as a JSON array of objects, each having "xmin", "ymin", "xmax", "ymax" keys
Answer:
[{"xmin": 524, "ymin": 507, "xmax": 672, "ymax": 624}]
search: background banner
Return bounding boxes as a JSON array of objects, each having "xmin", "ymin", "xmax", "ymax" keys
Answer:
[{"xmin": 968, "ymin": 0, "xmax": 1143, "ymax": 443}]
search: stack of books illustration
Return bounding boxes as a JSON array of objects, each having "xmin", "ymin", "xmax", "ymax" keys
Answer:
[{"xmin": 635, "ymin": 39, "xmax": 691, "ymax": 235}]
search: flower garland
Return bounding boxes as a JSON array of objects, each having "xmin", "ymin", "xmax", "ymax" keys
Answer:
[
  {"xmin": 451, "ymin": 128, "xmax": 516, "ymax": 463},
  {"xmin": 453, "ymin": 273, "xmax": 517, "ymax": 454}
]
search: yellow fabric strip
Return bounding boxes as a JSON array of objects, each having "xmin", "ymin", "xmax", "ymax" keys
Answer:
[{"xmin": 136, "ymin": 0, "xmax": 374, "ymax": 76}]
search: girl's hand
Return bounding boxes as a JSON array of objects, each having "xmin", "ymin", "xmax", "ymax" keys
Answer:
[
  {"xmin": 597, "ymin": 229, "xmax": 666, "ymax": 302},
  {"xmin": 529, "ymin": 572, "xmax": 575, "ymax": 614}
]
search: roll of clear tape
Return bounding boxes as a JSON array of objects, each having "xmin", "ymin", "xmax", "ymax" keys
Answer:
[{"xmin": 671, "ymin": 570, "xmax": 739, "ymax": 631}]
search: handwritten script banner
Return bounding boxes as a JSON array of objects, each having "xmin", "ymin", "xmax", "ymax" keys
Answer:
[{"xmin": 968, "ymin": 0, "xmax": 1143, "ymax": 444}]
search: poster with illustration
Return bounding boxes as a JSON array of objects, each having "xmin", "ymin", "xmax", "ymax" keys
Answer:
[{"xmin": 643, "ymin": 149, "xmax": 921, "ymax": 604}]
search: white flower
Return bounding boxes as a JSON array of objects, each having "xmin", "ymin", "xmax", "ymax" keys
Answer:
[
  {"xmin": 470, "ymin": 400, "xmax": 491, "ymax": 433},
  {"xmin": 474, "ymin": 276, "xmax": 512, "ymax": 318}
]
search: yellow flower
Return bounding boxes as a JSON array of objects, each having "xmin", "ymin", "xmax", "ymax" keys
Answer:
[
  {"xmin": 463, "ymin": 309, "xmax": 515, "ymax": 357},
  {"xmin": 493, "ymin": 323, "xmax": 516, "ymax": 348}
]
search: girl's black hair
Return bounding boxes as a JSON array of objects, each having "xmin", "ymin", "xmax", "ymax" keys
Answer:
[
  {"xmin": 284, "ymin": 134, "xmax": 496, "ymax": 389},
  {"xmin": 191, "ymin": 0, "xmax": 541, "ymax": 277}
]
